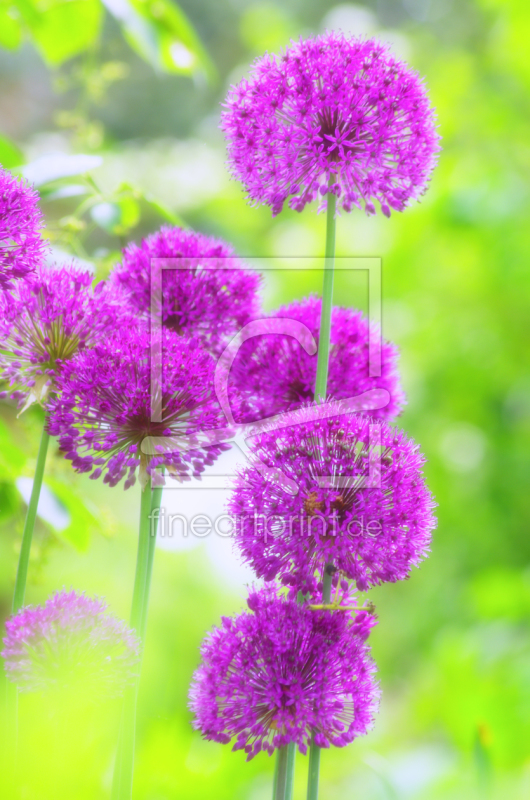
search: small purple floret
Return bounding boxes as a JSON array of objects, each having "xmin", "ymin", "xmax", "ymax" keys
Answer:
[
  {"xmin": 110, "ymin": 226, "xmax": 262, "ymax": 355},
  {"xmin": 189, "ymin": 585, "xmax": 379, "ymax": 758},
  {"xmin": 0, "ymin": 167, "xmax": 45, "ymax": 288},
  {"xmin": 229, "ymin": 295, "xmax": 405, "ymax": 423},
  {"xmin": 222, "ymin": 34, "xmax": 441, "ymax": 216},
  {"xmin": 229, "ymin": 409, "xmax": 436, "ymax": 592},
  {"xmin": 47, "ymin": 327, "xmax": 231, "ymax": 489},
  {"xmin": 0, "ymin": 264, "xmax": 127, "ymax": 411}
]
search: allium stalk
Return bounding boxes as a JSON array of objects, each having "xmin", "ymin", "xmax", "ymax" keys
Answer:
[
  {"xmin": 297, "ymin": 170, "xmax": 337, "ymax": 800},
  {"xmin": 7, "ymin": 419, "xmax": 50, "ymax": 767},
  {"xmin": 274, "ymin": 745, "xmax": 295, "ymax": 800},
  {"xmin": 272, "ymin": 81, "xmax": 337, "ymax": 800},
  {"xmin": 12, "ymin": 421, "xmax": 50, "ymax": 614},
  {"xmin": 309, "ymin": 178, "xmax": 339, "ymax": 779},
  {"xmin": 306, "ymin": 566, "xmax": 333, "ymax": 800},
  {"xmin": 314, "ymin": 177, "xmax": 337, "ymax": 404},
  {"xmin": 112, "ymin": 477, "xmax": 164, "ymax": 800}
]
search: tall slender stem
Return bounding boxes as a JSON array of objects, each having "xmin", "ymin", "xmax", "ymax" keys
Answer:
[
  {"xmin": 112, "ymin": 477, "xmax": 164, "ymax": 800},
  {"xmin": 314, "ymin": 185, "xmax": 337, "ymax": 403},
  {"xmin": 8, "ymin": 418, "xmax": 50, "ymax": 790},
  {"xmin": 306, "ymin": 566, "xmax": 334, "ymax": 800},
  {"xmin": 273, "ymin": 743, "xmax": 296, "ymax": 800},
  {"xmin": 306, "ymin": 185, "xmax": 338, "ymax": 800},
  {"xmin": 306, "ymin": 734, "xmax": 321, "ymax": 800},
  {"xmin": 139, "ymin": 483, "xmax": 163, "ymax": 642},
  {"xmin": 12, "ymin": 421, "xmax": 50, "ymax": 612}
]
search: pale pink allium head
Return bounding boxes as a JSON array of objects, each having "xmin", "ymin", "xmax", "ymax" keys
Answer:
[
  {"xmin": 110, "ymin": 226, "xmax": 262, "ymax": 355},
  {"xmin": 222, "ymin": 33, "xmax": 440, "ymax": 216},
  {"xmin": 189, "ymin": 585, "xmax": 379, "ymax": 759},
  {"xmin": 0, "ymin": 167, "xmax": 45, "ymax": 288},
  {"xmin": 2, "ymin": 590, "xmax": 140, "ymax": 695},
  {"xmin": 229, "ymin": 409, "xmax": 436, "ymax": 593}
]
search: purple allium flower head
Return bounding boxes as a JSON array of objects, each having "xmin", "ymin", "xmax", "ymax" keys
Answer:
[
  {"xmin": 229, "ymin": 410, "xmax": 436, "ymax": 592},
  {"xmin": 2, "ymin": 590, "xmax": 140, "ymax": 695},
  {"xmin": 110, "ymin": 226, "xmax": 262, "ymax": 355},
  {"xmin": 189, "ymin": 585, "xmax": 379, "ymax": 758},
  {"xmin": 229, "ymin": 296, "xmax": 404, "ymax": 423},
  {"xmin": 222, "ymin": 34, "xmax": 440, "ymax": 217},
  {"xmin": 0, "ymin": 265, "xmax": 126, "ymax": 412},
  {"xmin": 0, "ymin": 167, "xmax": 45, "ymax": 288},
  {"xmin": 47, "ymin": 327, "xmax": 231, "ymax": 489}
]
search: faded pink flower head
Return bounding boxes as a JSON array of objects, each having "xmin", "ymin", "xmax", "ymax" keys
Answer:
[{"xmin": 2, "ymin": 590, "xmax": 140, "ymax": 696}]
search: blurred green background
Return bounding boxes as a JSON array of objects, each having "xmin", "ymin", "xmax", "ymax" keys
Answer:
[{"xmin": 1, "ymin": 0, "xmax": 530, "ymax": 797}]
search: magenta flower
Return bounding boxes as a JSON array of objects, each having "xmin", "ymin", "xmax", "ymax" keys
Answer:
[
  {"xmin": 189, "ymin": 585, "xmax": 378, "ymax": 759},
  {"xmin": 229, "ymin": 295, "xmax": 405, "ymax": 423},
  {"xmin": 222, "ymin": 33, "xmax": 440, "ymax": 217},
  {"xmin": 0, "ymin": 265, "xmax": 126, "ymax": 412},
  {"xmin": 2, "ymin": 590, "xmax": 140, "ymax": 695},
  {"xmin": 110, "ymin": 226, "xmax": 262, "ymax": 355},
  {"xmin": 47, "ymin": 327, "xmax": 230, "ymax": 489},
  {"xmin": 229, "ymin": 409, "xmax": 436, "ymax": 592},
  {"xmin": 0, "ymin": 167, "xmax": 45, "ymax": 288}
]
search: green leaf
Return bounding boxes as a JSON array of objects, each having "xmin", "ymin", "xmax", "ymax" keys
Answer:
[
  {"xmin": 142, "ymin": 194, "xmax": 183, "ymax": 225},
  {"xmin": 101, "ymin": 0, "xmax": 214, "ymax": 80},
  {"xmin": 0, "ymin": 481, "xmax": 20, "ymax": 521},
  {"xmin": 18, "ymin": 0, "xmax": 103, "ymax": 65},
  {"xmin": 140, "ymin": 0, "xmax": 213, "ymax": 78},
  {"xmin": 117, "ymin": 195, "xmax": 140, "ymax": 231},
  {"xmin": 0, "ymin": 3, "xmax": 22, "ymax": 49},
  {"xmin": 0, "ymin": 417, "xmax": 27, "ymax": 480},
  {"xmin": 90, "ymin": 201, "xmax": 122, "ymax": 233},
  {"xmin": 0, "ymin": 133, "xmax": 23, "ymax": 169},
  {"xmin": 45, "ymin": 478, "xmax": 100, "ymax": 552},
  {"xmin": 101, "ymin": 0, "xmax": 163, "ymax": 71},
  {"xmin": 91, "ymin": 196, "xmax": 140, "ymax": 234}
]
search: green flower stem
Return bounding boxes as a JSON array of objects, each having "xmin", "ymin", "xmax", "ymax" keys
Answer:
[
  {"xmin": 12, "ymin": 422, "xmax": 50, "ymax": 613},
  {"xmin": 306, "ymin": 733, "xmax": 321, "ymax": 800},
  {"xmin": 314, "ymin": 184, "xmax": 337, "ymax": 403},
  {"xmin": 273, "ymin": 743, "xmax": 296, "ymax": 800},
  {"xmin": 8, "ymin": 419, "xmax": 50, "ymax": 788},
  {"xmin": 307, "ymin": 176, "xmax": 338, "ymax": 800},
  {"xmin": 306, "ymin": 566, "xmax": 334, "ymax": 800},
  {"xmin": 112, "ymin": 477, "xmax": 164, "ymax": 800},
  {"xmin": 139, "ymin": 483, "xmax": 163, "ymax": 642}
]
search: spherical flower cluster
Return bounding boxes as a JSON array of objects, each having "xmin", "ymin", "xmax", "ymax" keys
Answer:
[
  {"xmin": 229, "ymin": 410, "xmax": 436, "ymax": 592},
  {"xmin": 110, "ymin": 226, "xmax": 262, "ymax": 355},
  {"xmin": 229, "ymin": 295, "xmax": 404, "ymax": 423},
  {"xmin": 222, "ymin": 33, "xmax": 440, "ymax": 216},
  {"xmin": 189, "ymin": 585, "xmax": 379, "ymax": 758},
  {"xmin": 47, "ymin": 327, "xmax": 230, "ymax": 489},
  {"xmin": 2, "ymin": 590, "xmax": 140, "ymax": 695},
  {"xmin": 0, "ymin": 167, "xmax": 45, "ymax": 288},
  {"xmin": 0, "ymin": 265, "xmax": 126, "ymax": 412}
]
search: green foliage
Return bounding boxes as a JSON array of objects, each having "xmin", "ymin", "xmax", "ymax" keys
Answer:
[
  {"xmin": 21, "ymin": 0, "xmax": 103, "ymax": 66},
  {"xmin": 0, "ymin": 135, "xmax": 23, "ymax": 168},
  {"xmin": 0, "ymin": 0, "xmax": 212, "ymax": 79}
]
